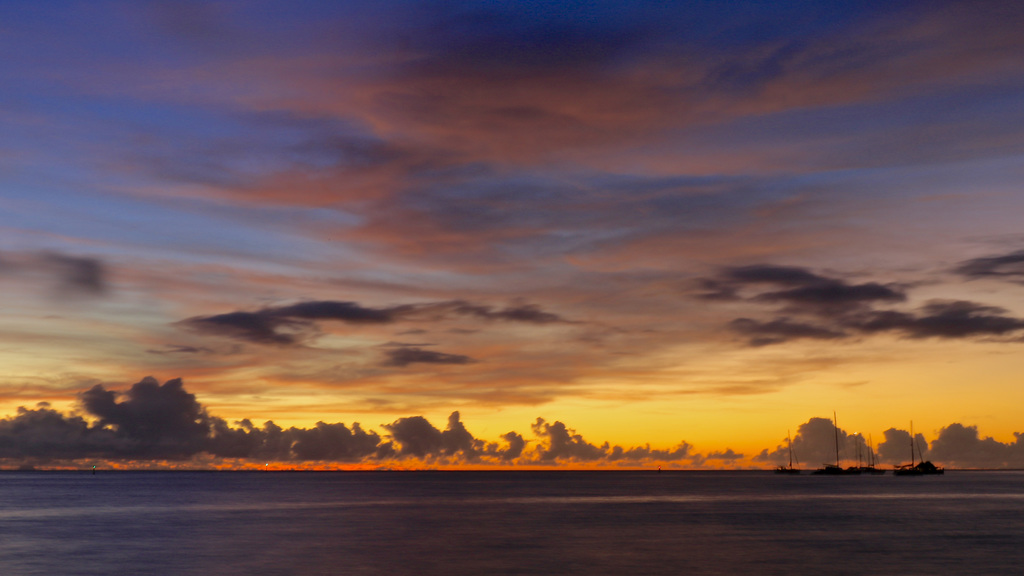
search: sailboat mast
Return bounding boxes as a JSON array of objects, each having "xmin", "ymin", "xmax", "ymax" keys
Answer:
[
  {"xmin": 787, "ymin": 430, "xmax": 794, "ymax": 469},
  {"xmin": 909, "ymin": 421, "xmax": 915, "ymax": 467},
  {"xmin": 833, "ymin": 411, "xmax": 840, "ymax": 468}
]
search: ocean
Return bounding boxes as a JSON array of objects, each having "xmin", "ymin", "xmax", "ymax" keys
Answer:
[{"xmin": 0, "ymin": 470, "xmax": 1021, "ymax": 575}]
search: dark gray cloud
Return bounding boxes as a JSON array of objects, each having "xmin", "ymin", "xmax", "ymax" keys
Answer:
[
  {"xmin": 729, "ymin": 318, "xmax": 847, "ymax": 347},
  {"xmin": 438, "ymin": 411, "xmax": 482, "ymax": 459},
  {"xmin": 1, "ymin": 378, "xmax": 398, "ymax": 464},
  {"xmin": 381, "ymin": 416, "xmax": 443, "ymax": 458},
  {"xmin": 180, "ymin": 300, "xmax": 402, "ymax": 345},
  {"xmin": 207, "ymin": 418, "xmax": 290, "ymax": 461},
  {"xmin": 530, "ymin": 418, "xmax": 607, "ymax": 463},
  {"xmin": 0, "ymin": 251, "xmax": 109, "ymax": 297},
  {"xmin": 42, "ymin": 377, "xmax": 1024, "ymax": 469},
  {"xmin": 180, "ymin": 299, "xmax": 565, "ymax": 346},
  {"xmin": 147, "ymin": 344, "xmax": 216, "ymax": 355},
  {"xmin": 443, "ymin": 301, "xmax": 565, "ymax": 324},
  {"xmin": 181, "ymin": 311, "xmax": 303, "ymax": 345},
  {"xmin": 754, "ymin": 419, "xmax": 1012, "ymax": 469},
  {"xmin": 383, "ymin": 347, "xmax": 475, "ymax": 368},
  {"xmin": 926, "ymin": 423, "xmax": 1024, "ymax": 469},
  {"xmin": 702, "ymin": 264, "xmax": 1024, "ymax": 346},
  {"xmin": 15, "ymin": 378, "xmax": 1024, "ymax": 469},
  {"xmin": 723, "ymin": 264, "xmax": 830, "ymax": 287},
  {"xmin": 42, "ymin": 252, "xmax": 108, "ymax": 295},
  {"xmin": 494, "ymin": 431, "xmax": 526, "ymax": 461},
  {"xmin": 875, "ymin": 427, "xmax": 928, "ymax": 465},
  {"xmin": 845, "ymin": 300, "xmax": 1024, "ymax": 339},
  {"xmin": 700, "ymin": 264, "xmax": 906, "ymax": 311},
  {"xmin": 954, "ymin": 250, "xmax": 1024, "ymax": 281},
  {"xmin": 606, "ymin": 442, "xmax": 694, "ymax": 463},
  {"xmin": 0, "ymin": 404, "xmax": 118, "ymax": 461},
  {"xmin": 272, "ymin": 301, "xmax": 398, "ymax": 323},
  {"xmin": 705, "ymin": 449, "xmax": 742, "ymax": 461},
  {"xmin": 80, "ymin": 377, "xmax": 211, "ymax": 458},
  {"xmin": 288, "ymin": 421, "xmax": 381, "ymax": 461},
  {"xmin": 209, "ymin": 417, "xmax": 383, "ymax": 464},
  {"xmin": 382, "ymin": 411, "xmax": 484, "ymax": 461},
  {"xmin": 754, "ymin": 281, "xmax": 905, "ymax": 311},
  {"xmin": 393, "ymin": 300, "xmax": 567, "ymax": 324},
  {"xmin": 755, "ymin": 417, "xmax": 873, "ymax": 468}
]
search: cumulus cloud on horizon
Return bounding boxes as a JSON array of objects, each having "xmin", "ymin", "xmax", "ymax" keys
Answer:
[
  {"xmin": 757, "ymin": 416, "xmax": 1024, "ymax": 470},
  {"xmin": 0, "ymin": 377, "xmax": 708, "ymax": 469},
  {"xmin": 2, "ymin": 378, "xmax": 1021, "ymax": 470}
]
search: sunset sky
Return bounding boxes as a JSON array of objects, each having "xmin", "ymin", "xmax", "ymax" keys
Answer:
[{"xmin": 2, "ymin": 1, "xmax": 1024, "ymax": 469}]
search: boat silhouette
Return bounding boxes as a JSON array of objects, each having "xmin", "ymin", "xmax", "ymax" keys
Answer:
[
  {"xmin": 893, "ymin": 421, "xmax": 944, "ymax": 476},
  {"xmin": 774, "ymin": 430, "xmax": 800, "ymax": 474},
  {"xmin": 852, "ymin": 433, "xmax": 886, "ymax": 474},
  {"xmin": 812, "ymin": 412, "xmax": 861, "ymax": 475}
]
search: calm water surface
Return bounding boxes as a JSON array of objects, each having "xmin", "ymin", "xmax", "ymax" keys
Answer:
[{"xmin": 0, "ymin": 470, "xmax": 1021, "ymax": 575}]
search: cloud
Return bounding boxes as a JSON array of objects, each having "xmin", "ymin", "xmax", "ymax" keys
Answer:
[
  {"xmin": 700, "ymin": 264, "xmax": 906, "ymax": 312},
  {"xmin": 494, "ymin": 431, "xmax": 526, "ymax": 461},
  {"xmin": 729, "ymin": 317, "xmax": 847, "ymax": 347},
  {"xmin": 704, "ymin": 449, "xmax": 743, "ymax": 461},
  {"xmin": 180, "ymin": 299, "xmax": 565, "ymax": 346},
  {"xmin": 755, "ymin": 417, "xmax": 872, "ymax": 467},
  {"xmin": 272, "ymin": 300, "xmax": 399, "ymax": 323},
  {"xmin": 876, "ymin": 427, "xmax": 928, "ymax": 465},
  {"xmin": 845, "ymin": 300, "xmax": 1024, "ymax": 339},
  {"xmin": 701, "ymin": 264, "xmax": 1024, "ymax": 346},
  {"xmin": 0, "ymin": 377, "xmax": 473, "ymax": 464},
  {"xmin": 0, "ymin": 251, "xmax": 109, "ymax": 297},
  {"xmin": 754, "ymin": 281, "xmax": 905, "ymax": 312},
  {"xmin": 381, "ymin": 411, "xmax": 483, "ymax": 461},
  {"xmin": 13, "ymin": 377, "xmax": 1024, "ymax": 470},
  {"xmin": 382, "ymin": 347, "xmax": 475, "ymax": 368},
  {"xmin": 288, "ymin": 421, "xmax": 381, "ymax": 461},
  {"xmin": 206, "ymin": 418, "xmax": 290, "ymax": 460},
  {"xmin": 79, "ymin": 376, "xmax": 211, "ymax": 458},
  {"xmin": 718, "ymin": 264, "xmax": 831, "ymax": 287},
  {"xmin": 380, "ymin": 416, "xmax": 443, "ymax": 458},
  {"xmin": 926, "ymin": 423, "xmax": 1024, "ymax": 469},
  {"xmin": 954, "ymin": 250, "xmax": 1024, "ymax": 281},
  {"xmin": 180, "ymin": 300, "xmax": 402, "ymax": 345},
  {"xmin": 435, "ymin": 301, "xmax": 566, "ymax": 324},
  {"xmin": 42, "ymin": 253, "xmax": 108, "ymax": 295},
  {"xmin": 757, "ymin": 418, "xmax": 1024, "ymax": 470},
  {"xmin": 180, "ymin": 311, "xmax": 304, "ymax": 345},
  {"xmin": 0, "ymin": 377, "xmax": 723, "ymax": 467},
  {"xmin": 529, "ymin": 418, "xmax": 607, "ymax": 463},
  {"xmin": 0, "ymin": 404, "xmax": 116, "ymax": 461},
  {"xmin": 606, "ymin": 442, "xmax": 694, "ymax": 463},
  {"xmin": 147, "ymin": 345, "xmax": 216, "ymax": 355}
]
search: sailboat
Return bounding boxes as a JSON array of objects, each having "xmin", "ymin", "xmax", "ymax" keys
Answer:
[
  {"xmin": 774, "ymin": 430, "xmax": 801, "ymax": 474},
  {"xmin": 855, "ymin": 434, "xmax": 886, "ymax": 474},
  {"xmin": 812, "ymin": 412, "xmax": 858, "ymax": 475},
  {"xmin": 893, "ymin": 421, "xmax": 944, "ymax": 476}
]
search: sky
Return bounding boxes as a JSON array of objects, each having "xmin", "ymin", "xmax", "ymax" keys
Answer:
[{"xmin": 2, "ymin": 0, "xmax": 1024, "ymax": 470}]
